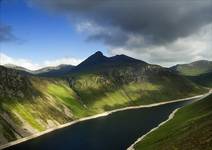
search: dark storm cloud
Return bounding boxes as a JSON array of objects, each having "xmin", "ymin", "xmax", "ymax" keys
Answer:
[
  {"xmin": 0, "ymin": 24, "xmax": 17, "ymax": 42},
  {"xmin": 31, "ymin": 0, "xmax": 212, "ymax": 46}
]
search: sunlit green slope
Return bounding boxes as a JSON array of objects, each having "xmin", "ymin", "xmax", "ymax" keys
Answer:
[{"xmin": 135, "ymin": 93, "xmax": 212, "ymax": 150}]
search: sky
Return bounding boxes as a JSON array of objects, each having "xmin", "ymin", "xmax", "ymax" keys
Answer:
[{"xmin": 1, "ymin": 0, "xmax": 212, "ymax": 70}]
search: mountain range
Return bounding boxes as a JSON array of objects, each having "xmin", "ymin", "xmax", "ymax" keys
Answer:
[{"xmin": 0, "ymin": 51, "xmax": 210, "ymax": 146}]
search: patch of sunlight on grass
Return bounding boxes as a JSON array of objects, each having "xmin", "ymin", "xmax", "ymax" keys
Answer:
[
  {"xmin": 47, "ymin": 82, "xmax": 90, "ymax": 118},
  {"xmin": 6, "ymin": 102, "xmax": 44, "ymax": 131}
]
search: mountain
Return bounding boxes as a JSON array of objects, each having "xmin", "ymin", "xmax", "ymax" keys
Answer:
[
  {"xmin": 70, "ymin": 51, "xmax": 146, "ymax": 74},
  {"xmin": 3, "ymin": 64, "xmax": 74, "ymax": 77},
  {"xmin": 67, "ymin": 52, "xmax": 205, "ymax": 111},
  {"xmin": 34, "ymin": 64, "xmax": 74, "ymax": 77},
  {"xmin": 171, "ymin": 60, "xmax": 212, "ymax": 87},
  {"xmin": 134, "ymin": 91, "xmax": 212, "ymax": 150},
  {"xmin": 0, "ymin": 51, "xmax": 207, "ymax": 145},
  {"xmin": 3, "ymin": 64, "xmax": 33, "ymax": 75},
  {"xmin": 171, "ymin": 60, "xmax": 212, "ymax": 76}
]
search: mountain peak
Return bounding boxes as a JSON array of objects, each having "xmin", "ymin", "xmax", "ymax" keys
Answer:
[
  {"xmin": 94, "ymin": 51, "xmax": 104, "ymax": 56},
  {"xmin": 86, "ymin": 51, "xmax": 107, "ymax": 61}
]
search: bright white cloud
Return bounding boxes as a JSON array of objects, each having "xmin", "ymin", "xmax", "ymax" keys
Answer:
[
  {"xmin": 0, "ymin": 53, "xmax": 82, "ymax": 70},
  {"xmin": 76, "ymin": 21, "xmax": 105, "ymax": 35}
]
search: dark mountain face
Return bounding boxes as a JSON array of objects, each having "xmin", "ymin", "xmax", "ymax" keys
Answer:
[
  {"xmin": 0, "ymin": 66, "xmax": 37, "ymax": 99},
  {"xmin": 71, "ymin": 51, "xmax": 147, "ymax": 73},
  {"xmin": 171, "ymin": 60, "xmax": 212, "ymax": 76},
  {"xmin": 188, "ymin": 72, "xmax": 212, "ymax": 87}
]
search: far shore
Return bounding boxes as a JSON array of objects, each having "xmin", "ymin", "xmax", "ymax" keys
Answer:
[{"xmin": 1, "ymin": 91, "xmax": 211, "ymax": 150}]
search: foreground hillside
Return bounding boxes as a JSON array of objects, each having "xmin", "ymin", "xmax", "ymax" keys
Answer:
[
  {"xmin": 0, "ymin": 52, "xmax": 207, "ymax": 145},
  {"xmin": 134, "ymin": 92, "xmax": 212, "ymax": 150}
]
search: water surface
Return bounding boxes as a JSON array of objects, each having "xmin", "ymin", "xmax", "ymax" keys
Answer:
[{"xmin": 5, "ymin": 99, "xmax": 196, "ymax": 150}]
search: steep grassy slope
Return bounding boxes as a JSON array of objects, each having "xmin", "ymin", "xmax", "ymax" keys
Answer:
[
  {"xmin": 0, "ymin": 66, "xmax": 91, "ymax": 144},
  {"xmin": 134, "ymin": 93, "xmax": 212, "ymax": 150}
]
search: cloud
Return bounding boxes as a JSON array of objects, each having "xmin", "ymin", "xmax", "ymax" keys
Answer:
[
  {"xmin": 31, "ymin": 0, "xmax": 212, "ymax": 45},
  {"xmin": 110, "ymin": 23, "xmax": 212, "ymax": 67},
  {"xmin": 0, "ymin": 53, "xmax": 82, "ymax": 70},
  {"xmin": 0, "ymin": 24, "xmax": 17, "ymax": 42},
  {"xmin": 30, "ymin": 0, "xmax": 212, "ymax": 66}
]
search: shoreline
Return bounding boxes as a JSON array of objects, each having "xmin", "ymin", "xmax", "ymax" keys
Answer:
[
  {"xmin": 0, "ymin": 92, "xmax": 210, "ymax": 150},
  {"xmin": 127, "ymin": 108, "xmax": 180, "ymax": 150},
  {"xmin": 126, "ymin": 90, "xmax": 212, "ymax": 150}
]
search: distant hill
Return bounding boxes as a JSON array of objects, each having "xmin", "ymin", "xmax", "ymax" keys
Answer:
[
  {"xmin": 3, "ymin": 64, "xmax": 74, "ymax": 77},
  {"xmin": 34, "ymin": 64, "xmax": 74, "ymax": 77},
  {"xmin": 4, "ymin": 64, "xmax": 34, "ymax": 75},
  {"xmin": 171, "ymin": 60, "xmax": 212, "ymax": 87},
  {"xmin": 171, "ymin": 60, "xmax": 212, "ymax": 76}
]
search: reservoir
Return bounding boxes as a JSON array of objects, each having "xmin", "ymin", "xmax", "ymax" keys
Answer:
[{"xmin": 5, "ymin": 99, "xmax": 197, "ymax": 150}]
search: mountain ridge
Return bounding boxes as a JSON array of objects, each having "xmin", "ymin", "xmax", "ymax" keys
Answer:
[{"xmin": 171, "ymin": 60, "xmax": 212, "ymax": 76}]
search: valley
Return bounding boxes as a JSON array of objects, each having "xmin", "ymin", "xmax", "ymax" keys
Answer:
[{"xmin": 0, "ymin": 52, "xmax": 210, "ymax": 149}]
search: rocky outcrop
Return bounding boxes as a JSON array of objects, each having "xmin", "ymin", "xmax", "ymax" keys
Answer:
[{"xmin": 0, "ymin": 66, "xmax": 37, "ymax": 99}]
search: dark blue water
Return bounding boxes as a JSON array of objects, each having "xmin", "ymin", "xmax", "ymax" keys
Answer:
[{"xmin": 5, "ymin": 100, "xmax": 195, "ymax": 150}]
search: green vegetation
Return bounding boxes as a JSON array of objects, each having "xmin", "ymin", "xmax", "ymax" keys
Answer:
[
  {"xmin": 69, "ymin": 72, "xmax": 206, "ymax": 112},
  {"xmin": 134, "ymin": 94, "xmax": 212, "ymax": 150},
  {"xmin": 47, "ymin": 80, "xmax": 92, "ymax": 118},
  {"xmin": 172, "ymin": 60, "xmax": 212, "ymax": 76}
]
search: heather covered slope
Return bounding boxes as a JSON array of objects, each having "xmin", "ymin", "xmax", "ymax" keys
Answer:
[{"xmin": 134, "ymin": 92, "xmax": 212, "ymax": 150}]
